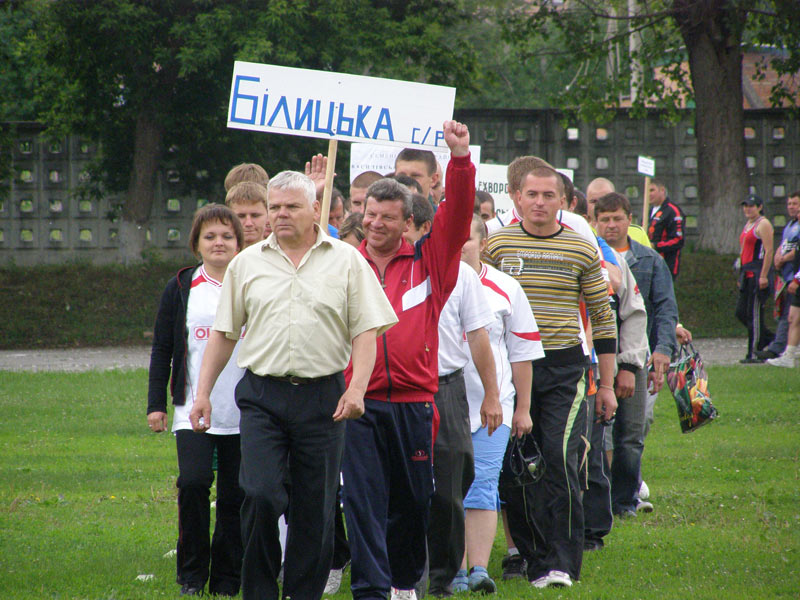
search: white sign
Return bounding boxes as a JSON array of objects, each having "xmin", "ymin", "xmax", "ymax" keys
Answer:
[
  {"xmin": 228, "ymin": 62, "xmax": 456, "ymax": 150},
  {"xmin": 349, "ymin": 143, "xmax": 481, "ymax": 185},
  {"xmin": 476, "ymin": 164, "xmax": 575, "ymax": 213},
  {"xmin": 477, "ymin": 164, "xmax": 513, "ymax": 212},
  {"xmin": 637, "ymin": 155, "xmax": 655, "ymax": 177}
]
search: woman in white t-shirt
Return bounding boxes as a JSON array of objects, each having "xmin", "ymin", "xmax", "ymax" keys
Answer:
[{"xmin": 147, "ymin": 204, "xmax": 246, "ymax": 597}]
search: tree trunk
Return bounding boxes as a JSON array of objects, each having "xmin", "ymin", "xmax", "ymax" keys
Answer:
[
  {"xmin": 119, "ymin": 110, "xmax": 163, "ymax": 264},
  {"xmin": 674, "ymin": 0, "xmax": 747, "ymax": 253}
]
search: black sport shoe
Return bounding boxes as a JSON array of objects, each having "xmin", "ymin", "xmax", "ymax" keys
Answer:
[
  {"xmin": 501, "ymin": 554, "xmax": 527, "ymax": 580},
  {"xmin": 740, "ymin": 356, "xmax": 764, "ymax": 364},
  {"xmin": 755, "ymin": 349, "xmax": 778, "ymax": 360},
  {"xmin": 180, "ymin": 583, "xmax": 204, "ymax": 596}
]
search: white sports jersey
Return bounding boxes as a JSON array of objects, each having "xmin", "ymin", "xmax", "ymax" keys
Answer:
[
  {"xmin": 437, "ymin": 261, "xmax": 495, "ymax": 376},
  {"xmin": 463, "ymin": 263, "xmax": 545, "ymax": 432},
  {"xmin": 173, "ymin": 265, "xmax": 244, "ymax": 435}
]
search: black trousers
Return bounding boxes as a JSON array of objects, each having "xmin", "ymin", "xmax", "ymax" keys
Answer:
[
  {"xmin": 427, "ymin": 372, "xmax": 474, "ymax": 592},
  {"xmin": 735, "ymin": 276, "xmax": 773, "ymax": 357},
  {"xmin": 175, "ymin": 430, "xmax": 243, "ymax": 596},
  {"xmin": 236, "ymin": 370, "xmax": 345, "ymax": 600},
  {"xmin": 503, "ymin": 362, "xmax": 587, "ymax": 582}
]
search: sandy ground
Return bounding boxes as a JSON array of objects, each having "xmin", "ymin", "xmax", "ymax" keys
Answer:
[{"xmin": 0, "ymin": 338, "xmax": 750, "ymax": 372}]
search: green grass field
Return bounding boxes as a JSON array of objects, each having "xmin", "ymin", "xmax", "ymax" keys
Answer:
[{"xmin": 1, "ymin": 366, "xmax": 798, "ymax": 599}]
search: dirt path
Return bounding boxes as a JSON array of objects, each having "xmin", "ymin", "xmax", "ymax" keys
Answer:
[{"xmin": 0, "ymin": 338, "xmax": 750, "ymax": 372}]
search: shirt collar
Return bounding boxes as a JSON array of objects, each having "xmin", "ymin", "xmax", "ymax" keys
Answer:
[{"xmin": 261, "ymin": 223, "xmax": 332, "ymax": 253}]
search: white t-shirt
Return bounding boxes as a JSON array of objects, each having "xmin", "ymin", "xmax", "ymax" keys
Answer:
[
  {"xmin": 173, "ymin": 265, "xmax": 244, "ymax": 435},
  {"xmin": 462, "ymin": 263, "xmax": 545, "ymax": 432},
  {"xmin": 437, "ymin": 261, "xmax": 495, "ymax": 376}
]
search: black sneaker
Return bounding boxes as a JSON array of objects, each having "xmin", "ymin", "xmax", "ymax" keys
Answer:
[
  {"xmin": 584, "ymin": 537, "xmax": 604, "ymax": 551},
  {"xmin": 755, "ymin": 349, "xmax": 778, "ymax": 360},
  {"xmin": 180, "ymin": 583, "xmax": 204, "ymax": 596},
  {"xmin": 501, "ymin": 554, "xmax": 527, "ymax": 580},
  {"xmin": 740, "ymin": 356, "xmax": 764, "ymax": 364}
]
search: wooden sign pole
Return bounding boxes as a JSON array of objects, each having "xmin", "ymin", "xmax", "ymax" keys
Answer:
[
  {"xmin": 319, "ymin": 139, "xmax": 338, "ymax": 230},
  {"xmin": 641, "ymin": 175, "xmax": 651, "ymax": 228}
]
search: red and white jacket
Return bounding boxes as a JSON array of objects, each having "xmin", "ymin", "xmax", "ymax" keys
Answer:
[{"xmin": 346, "ymin": 154, "xmax": 476, "ymax": 403}]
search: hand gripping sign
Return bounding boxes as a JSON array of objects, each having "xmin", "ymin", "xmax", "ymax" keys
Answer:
[{"xmin": 227, "ymin": 61, "xmax": 457, "ymax": 227}]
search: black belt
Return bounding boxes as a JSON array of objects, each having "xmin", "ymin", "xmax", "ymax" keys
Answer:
[
  {"xmin": 438, "ymin": 368, "xmax": 464, "ymax": 384},
  {"xmin": 266, "ymin": 373, "xmax": 337, "ymax": 386}
]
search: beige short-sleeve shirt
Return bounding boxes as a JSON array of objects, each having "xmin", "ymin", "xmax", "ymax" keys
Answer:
[{"xmin": 214, "ymin": 226, "xmax": 397, "ymax": 378}]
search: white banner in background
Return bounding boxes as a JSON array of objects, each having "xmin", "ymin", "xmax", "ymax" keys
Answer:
[
  {"xmin": 349, "ymin": 143, "xmax": 481, "ymax": 185},
  {"xmin": 228, "ymin": 62, "xmax": 456, "ymax": 150}
]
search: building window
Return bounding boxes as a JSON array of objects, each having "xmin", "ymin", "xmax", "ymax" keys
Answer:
[
  {"xmin": 595, "ymin": 157, "xmax": 609, "ymax": 170},
  {"xmin": 595, "ymin": 128, "xmax": 609, "ymax": 141},
  {"xmin": 772, "ymin": 156, "xmax": 786, "ymax": 169},
  {"xmin": 566, "ymin": 157, "xmax": 580, "ymax": 170},
  {"xmin": 744, "ymin": 127, "xmax": 756, "ymax": 140},
  {"xmin": 566, "ymin": 127, "xmax": 579, "ymax": 141}
]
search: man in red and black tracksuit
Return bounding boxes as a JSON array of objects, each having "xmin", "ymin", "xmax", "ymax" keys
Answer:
[
  {"xmin": 342, "ymin": 121, "xmax": 476, "ymax": 600},
  {"xmin": 647, "ymin": 178, "xmax": 685, "ymax": 280}
]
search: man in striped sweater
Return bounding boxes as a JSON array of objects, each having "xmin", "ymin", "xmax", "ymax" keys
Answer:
[{"xmin": 484, "ymin": 160, "xmax": 618, "ymax": 590}]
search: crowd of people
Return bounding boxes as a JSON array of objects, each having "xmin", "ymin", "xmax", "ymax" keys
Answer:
[{"xmin": 146, "ymin": 120, "xmax": 798, "ymax": 600}]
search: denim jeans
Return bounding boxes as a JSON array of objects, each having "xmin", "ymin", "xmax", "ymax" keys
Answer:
[{"xmin": 610, "ymin": 367, "xmax": 648, "ymax": 514}]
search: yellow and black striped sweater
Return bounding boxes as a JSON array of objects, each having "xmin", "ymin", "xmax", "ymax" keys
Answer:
[{"xmin": 484, "ymin": 223, "xmax": 617, "ymax": 365}]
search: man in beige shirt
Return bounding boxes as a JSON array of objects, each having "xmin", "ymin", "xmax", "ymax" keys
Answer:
[{"xmin": 190, "ymin": 170, "xmax": 397, "ymax": 600}]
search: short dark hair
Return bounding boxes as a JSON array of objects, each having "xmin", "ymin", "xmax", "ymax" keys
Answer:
[
  {"xmin": 366, "ymin": 178, "xmax": 413, "ymax": 219},
  {"xmin": 395, "ymin": 148, "xmax": 437, "ymax": 176},
  {"xmin": 559, "ymin": 173, "xmax": 574, "ymax": 207},
  {"xmin": 392, "ymin": 173, "xmax": 423, "ymax": 194},
  {"xmin": 476, "ymin": 190, "xmax": 495, "ymax": 213},
  {"xmin": 572, "ymin": 189, "xmax": 588, "ymax": 218},
  {"xmin": 411, "ymin": 194, "xmax": 434, "ymax": 229},
  {"xmin": 650, "ymin": 177, "xmax": 667, "ymax": 191},
  {"xmin": 189, "ymin": 203, "xmax": 244, "ymax": 256},
  {"xmin": 789, "ymin": 190, "xmax": 800, "ymax": 199},
  {"xmin": 594, "ymin": 192, "xmax": 632, "ymax": 218}
]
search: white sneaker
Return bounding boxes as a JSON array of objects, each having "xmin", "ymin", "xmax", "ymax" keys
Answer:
[
  {"xmin": 546, "ymin": 570, "xmax": 573, "ymax": 587},
  {"xmin": 324, "ymin": 568, "xmax": 343, "ymax": 595},
  {"xmin": 637, "ymin": 499, "xmax": 654, "ymax": 513},
  {"xmin": 766, "ymin": 352, "xmax": 797, "ymax": 368},
  {"xmin": 391, "ymin": 587, "xmax": 417, "ymax": 600},
  {"xmin": 638, "ymin": 480, "xmax": 650, "ymax": 500},
  {"xmin": 531, "ymin": 574, "xmax": 550, "ymax": 589},
  {"xmin": 532, "ymin": 570, "xmax": 572, "ymax": 588}
]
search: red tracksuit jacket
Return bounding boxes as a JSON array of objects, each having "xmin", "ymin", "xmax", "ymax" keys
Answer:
[{"xmin": 346, "ymin": 154, "xmax": 476, "ymax": 403}]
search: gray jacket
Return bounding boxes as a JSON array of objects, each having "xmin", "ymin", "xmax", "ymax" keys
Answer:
[
  {"xmin": 611, "ymin": 248, "xmax": 649, "ymax": 372},
  {"xmin": 623, "ymin": 239, "xmax": 679, "ymax": 358}
]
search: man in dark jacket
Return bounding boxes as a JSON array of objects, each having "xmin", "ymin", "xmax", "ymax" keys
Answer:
[{"xmin": 646, "ymin": 179, "xmax": 685, "ymax": 280}]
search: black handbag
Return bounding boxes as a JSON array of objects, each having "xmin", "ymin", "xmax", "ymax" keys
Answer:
[{"xmin": 501, "ymin": 433, "xmax": 546, "ymax": 488}]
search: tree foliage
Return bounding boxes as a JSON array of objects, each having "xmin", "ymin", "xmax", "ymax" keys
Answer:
[{"xmin": 8, "ymin": 0, "xmax": 481, "ymax": 260}]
